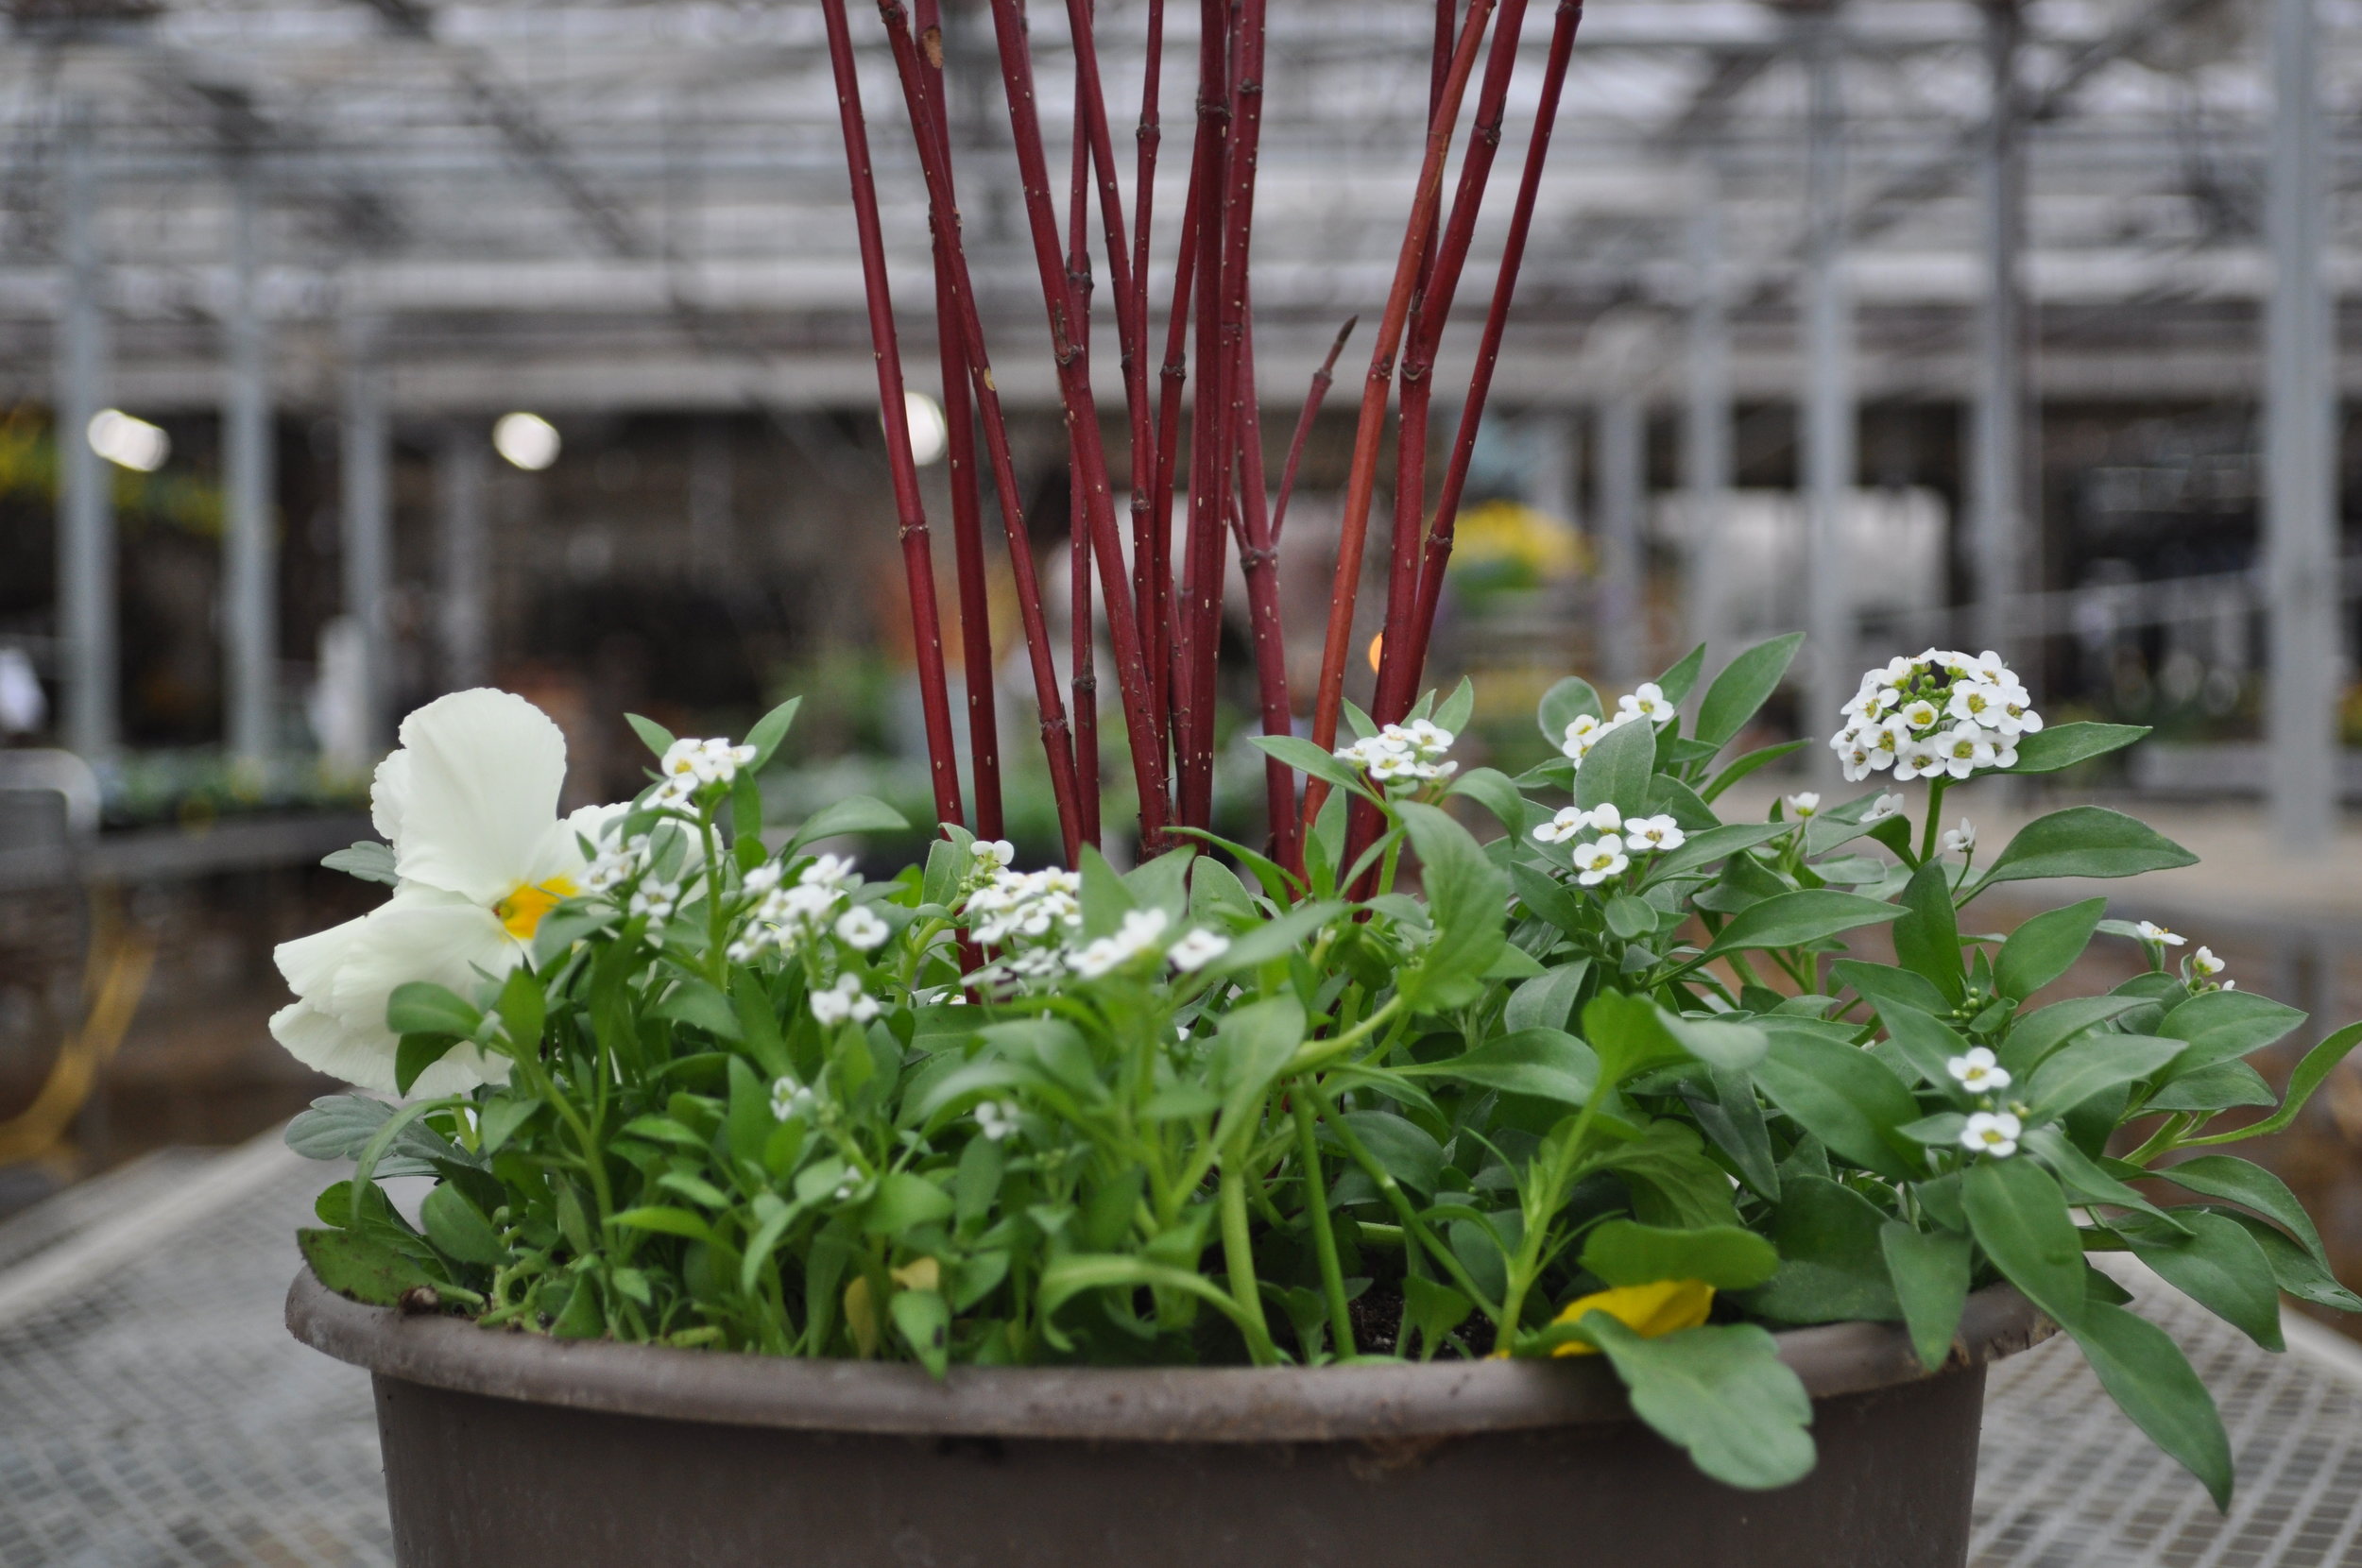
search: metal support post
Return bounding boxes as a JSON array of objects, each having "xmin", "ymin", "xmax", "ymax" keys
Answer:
[
  {"xmin": 1801, "ymin": 9, "xmax": 1856, "ymax": 783},
  {"xmin": 1682, "ymin": 175, "xmax": 1733, "ymax": 672},
  {"xmin": 691, "ymin": 417, "xmax": 734, "ymax": 588},
  {"xmin": 2266, "ymin": 0, "xmax": 2338, "ymax": 851},
  {"xmin": 1970, "ymin": 0, "xmax": 2028, "ymax": 661},
  {"xmin": 436, "ymin": 424, "xmax": 490, "ymax": 691},
  {"xmin": 222, "ymin": 161, "xmax": 276, "ymax": 771},
  {"xmin": 340, "ymin": 315, "xmax": 391, "ymax": 754},
  {"xmin": 1597, "ymin": 397, "xmax": 1646, "ymax": 688},
  {"xmin": 55, "ymin": 102, "xmax": 114, "ymax": 761}
]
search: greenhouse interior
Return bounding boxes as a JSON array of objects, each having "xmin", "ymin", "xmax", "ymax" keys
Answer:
[{"xmin": 9, "ymin": 0, "xmax": 2362, "ymax": 1562}]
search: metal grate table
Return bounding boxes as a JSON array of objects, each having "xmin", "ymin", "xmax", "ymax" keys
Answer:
[{"xmin": 3, "ymin": 1130, "xmax": 2360, "ymax": 1567}]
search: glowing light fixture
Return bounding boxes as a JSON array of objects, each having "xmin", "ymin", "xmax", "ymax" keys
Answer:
[
  {"xmin": 492, "ymin": 412, "xmax": 561, "ymax": 471},
  {"xmin": 87, "ymin": 409, "xmax": 169, "ymax": 472},
  {"xmin": 903, "ymin": 391, "xmax": 948, "ymax": 467},
  {"xmin": 1367, "ymin": 632, "xmax": 1385, "ymax": 673}
]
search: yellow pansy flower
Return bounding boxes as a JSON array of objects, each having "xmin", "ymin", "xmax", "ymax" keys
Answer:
[{"xmin": 1549, "ymin": 1278, "xmax": 1716, "ymax": 1357}]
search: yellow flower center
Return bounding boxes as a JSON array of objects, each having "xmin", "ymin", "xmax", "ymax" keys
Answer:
[{"xmin": 493, "ymin": 877, "xmax": 576, "ymax": 940}]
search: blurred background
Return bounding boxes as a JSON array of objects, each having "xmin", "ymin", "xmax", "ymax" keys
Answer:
[{"xmin": 4, "ymin": 0, "xmax": 2362, "ymax": 1323}]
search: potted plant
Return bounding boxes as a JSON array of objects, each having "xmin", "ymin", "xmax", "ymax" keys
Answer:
[{"xmin": 277, "ymin": 0, "xmax": 2362, "ymax": 1561}]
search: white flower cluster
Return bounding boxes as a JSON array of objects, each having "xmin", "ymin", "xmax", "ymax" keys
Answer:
[
  {"xmin": 653, "ymin": 736, "xmax": 758, "ymax": 809},
  {"xmin": 1531, "ymin": 802, "xmax": 1686, "ymax": 887},
  {"xmin": 727, "ymin": 853, "xmax": 864, "ymax": 963},
  {"xmin": 1335, "ymin": 720, "xmax": 1457, "ymax": 786},
  {"xmin": 810, "ymin": 972, "xmax": 880, "ymax": 1026},
  {"xmin": 770, "ymin": 1075, "xmax": 817, "ymax": 1120},
  {"xmin": 974, "ymin": 1099, "xmax": 1021, "ymax": 1142},
  {"xmin": 582, "ymin": 820, "xmax": 699, "ymax": 929},
  {"xmin": 964, "ymin": 866, "xmax": 1084, "ymax": 946},
  {"xmin": 1831, "ymin": 650, "xmax": 2042, "ymax": 784},
  {"xmin": 1559, "ymin": 683, "xmax": 1677, "ymax": 769},
  {"xmin": 1946, "ymin": 1049, "xmax": 2023, "ymax": 1158},
  {"xmin": 964, "ymin": 838, "xmax": 1018, "ymax": 891}
]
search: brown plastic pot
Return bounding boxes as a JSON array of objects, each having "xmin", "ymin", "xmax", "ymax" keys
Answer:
[{"xmin": 288, "ymin": 1270, "xmax": 2052, "ymax": 1568}]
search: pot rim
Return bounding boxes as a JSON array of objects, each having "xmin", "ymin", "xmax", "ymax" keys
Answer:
[{"xmin": 286, "ymin": 1270, "xmax": 2053, "ymax": 1442}]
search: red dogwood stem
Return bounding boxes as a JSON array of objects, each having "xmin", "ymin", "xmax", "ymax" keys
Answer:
[
  {"xmin": 819, "ymin": 0, "xmax": 965, "ymax": 835},
  {"xmin": 1269, "ymin": 315, "xmax": 1354, "ymax": 549},
  {"xmin": 1173, "ymin": 0, "xmax": 1233, "ymax": 827}
]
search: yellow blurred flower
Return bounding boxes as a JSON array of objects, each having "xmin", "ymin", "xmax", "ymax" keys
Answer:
[
  {"xmin": 1446, "ymin": 499, "xmax": 1586, "ymax": 588},
  {"xmin": 1549, "ymin": 1278, "xmax": 1716, "ymax": 1356}
]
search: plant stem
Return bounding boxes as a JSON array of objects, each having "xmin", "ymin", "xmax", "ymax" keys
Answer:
[
  {"xmin": 1920, "ymin": 777, "xmax": 1949, "ymax": 864},
  {"xmin": 1292, "ymin": 1091, "xmax": 1358, "ymax": 1356},
  {"xmin": 818, "ymin": 0, "xmax": 966, "ymax": 834},
  {"xmin": 1219, "ymin": 1150, "xmax": 1280, "ymax": 1363},
  {"xmin": 1312, "ymin": 1082, "xmax": 1501, "ymax": 1327},
  {"xmin": 1270, "ymin": 315, "xmax": 1354, "ymax": 548}
]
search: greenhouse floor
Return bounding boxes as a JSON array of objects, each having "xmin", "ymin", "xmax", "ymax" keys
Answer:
[{"xmin": 3, "ymin": 1132, "xmax": 2362, "ymax": 1567}]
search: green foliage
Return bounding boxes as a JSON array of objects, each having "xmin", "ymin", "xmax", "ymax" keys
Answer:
[{"xmin": 282, "ymin": 636, "xmax": 2346, "ymax": 1512}]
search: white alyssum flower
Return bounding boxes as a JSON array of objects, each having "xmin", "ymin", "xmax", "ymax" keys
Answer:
[
  {"xmin": 1337, "ymin": 720, "xmax": 1458, "ymax": 786},
  {"xmin": 2137, "ymin": 920, "xmax": 2185, "ymax": 946},
  {"xmin": 961, "ymin": 838, "xmax": 1017, "ymax": 893},
  {"xmin": 1960, "ymin": 1110, "xmax": 2023, "ymax": 1158},
  {"xmin": 770, "ymin": 1076, "xmax": 817, "ymax": 1121},
  {"xmin": 653, "ymin": 736, "xmax": 758, "ymax": 807},
  {"xmin": 1168, "ymin": 927, "xmax": 1231, "ymax": 972},
  {"xmin": 810, "ymin": 973, "xmax": 880, "ymax": 1026},
  {"xmin": 1946, "ymin": 1047, "xmax": 2011, "ymax": 1094},
  {"xmin": 732, "ymin": 853, "xmax": 866, "ymax": 963},
  {"xmin": 964, "ymin": 866, "xmax": 1084, "ymax": 947},
  {"xmin": 1572, "ymin": 835, "xmax": 1630, "ymax": 887},
  {"xmin": 834, "ymin": 906, "xmax": 891, "ymax": 951},
  {"xmin": 1830, "ymin": 650, "xmax": 2041, "ymax": 784},
  {"xmin": 1940, "ymin": 818, "xmax": 1977, "ymax": 856},
  {"xmin": 1625, "ymin": 814, "xmax": 1686, "ymax": 854},
  {"xmin": 1070, "ymin": 908, "xmax": 1172, "ymax": 978},
  {"xmin": 270, "ymin": 689, "xmax": 625, "ymax": 1099},
  {"xmin": 1563, "ymin": 685, "xmax": 1678, "ymax": 770},
  {"xmin": 974, "ymin": 1099, "xmax": 1021, "ymax": 1142},
  {"xmin": 1860, "ymin": 793, "xmax": 1906, "ymax": 827},
  {"xmin": 1533, "ymin": 806, "xmax": 1589, "ymax": 845},
  {"xmin": 1785, "ymin": 793, "xmax": 1821, "ymax": 819},
  {"xmin": 1618, "ymin": 683, "xmax": 1677, "ymax": 724},
  {"xmin": 2192, "ymin": 946, "xmax": 2227, "ymax": 980}
]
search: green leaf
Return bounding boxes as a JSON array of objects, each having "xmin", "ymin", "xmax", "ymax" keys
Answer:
[
  {"xmin": 1875, "ymin": 1001, "xmax": 1973, "ymax": 1091},
  {"xmin": 1891, "ymin": 861, "xmax": 1965, "ymax": 1004},
  {"xmin": 1573, "ymin": 716, "xmax": 1658, "ymax": 817},
  {"xmin": 1402, "ymin": 1274, "xmax": 1475, "ymax": 1356},
  {"xmin": 1963, "ymin": 1156, "xmax": 2084, "ymax": 1321},
  {"xmin": 393, "ymin": 1034, "xmax": 461, "ymax": 1098},
  {"xmin": 299, "ymin": 1227, "xmax": 436, "ymax": 1306},
  {"xmin": 1504, "ymin": 960, "xmax": 1591, "ymax": 1033},
  {"xmin": 1036, "ymin": 1255, "xmax": 1268, "ymax": 1341},
  {"xmin": 1397, "ymin": 803, "xmax": 1508, "ymax": 1010},
  {"xmin": 609, "ymin": 1205, "xmax": 716, "ymax": 1243},
  {"xmin": 787, "ymin": 795, "xmax": 911, "ymax": 854},
  {"xmin": 655, "ymin": 978, "xmax": 744, "ymax": 1043},
  {"xmin": 2021, "ymin": 1126, "xmax": 2188, "ymax": 1233},
  {"xmin": 2206, "ymin": 1208, "xmax": 2362, "ymax": 1313},
  {"xmin": 1596, "ymin": 1121, "xmax": 1742, "ymax": 1230},
  {"xmin": 1694, "ymin": 633, "xmax": 1804, "ymax": 750},
  {"xmin": 1207, "ymin": 901, "xmax": 1344, "ymax": 975},
  {"xmin": 625, "ymin": 711, "xmax": 676, "ymax": 758},
  {"xmin": 420, "ymin": 1183, "xmax": 504, "ymax": 1268},
  {"xmin": 1251, "ymin": 732, "xmax": 1370, "ymax": 794},
  {"xmin": 1881, "ymin": 1221, "xmax": 1973, "ymax": 1372},
  {"xmin": 1648, "ymin": 821, "xmax": 1793, "ymax": 880},
  {"xmin": 1653, "ymin": 642, "xmax": 1708, "ymax": 707},
  {"xmin": 1998, "ymin": 995, "xmax": 2148, "ymax": 1077},
  {"xmin": 2153, "ymin": 991, "xmax": 2307, "ymax": 1079},
  {"xmin": 2027, "ymin": 1033, "xmax": 2186, "ymax": 1119},
  {"xmin": 1702, "ymin": 740, "xmax": 1810, "ymax": 804},
  {"xmin": 2143, "ymin": 1060, "xmax": 2276, "ymax": 1114},
  {"xmin": 493, "ymin": 965, "xmax": 545, "ymax": 1052},
  {"xmin": 1995, "ymin": 898, "xmax": 2108, "ymax": 1002},
  {"xmin": 1409, "ymin": 1028, "xmax": 1598, "ymax": 1106},
  {"xmin": 1751, "ymin": 1027, "xmax": 1923, "ymax": 1180},
  {"xmin": 744, "ymin": 695, "xmax": 803, "ymax": 771},
  {"xmin": 2062, "ymin": 1302, "xmax": 2233, "ymax": 1509},
  {"xmin": 1703, "ymin": 890, "xmax": 1903, "ymax": 958},
  {"xmin": 1582, "ymin": 1219, "xmax": 1778, "ymax": 1290},
  {"xmin": 2186, "ymin": 1020, "xmax": 2362, "ymax": 1147},
  {"xmin": 1211, "ymin": 997, "xmax": 1307, "ymax": 1146},
  {"xmin": 864, "ymin": 1171, "xmax": 955, "ymax": 1235},
  {"xmin": 1604, "ymin": 895, "xmax": 1655, "ymax": 942},
  {"xmin": 1579, "ymin": 1319, "xmax": 1816, "ymax": 1491},
  {"xmin": 891, "ymin": 1287, "xmax": 951, "ymax": 1377},
  {"xmin": 1831, "ymin": 960, "xmax": 1952, "ymax": 1022},
  {"xmin": 2111, "ymin": 1211, "xmax": 2284, "ymax": 1352},
  {"xmin": 321, "ymin": 840, "xmax": 398, "ymax": 884},
  {"xmin": 384, "ymin": 981, "xmax": 482, "ymax": 1040},
  {"xmin": 1434, "ymin": 676, "xmax": 1479, "ymax": 735},
  {"xmin": 1447, "ymin": 766, "xmax": 1531, "ymax": 838},
  {"xmin": 1737, "ymin": 1176, "xmax": 1901, "ymax": 1324},
  {"xmin": 2002, "ymin": 722, "xmax": 2150, "ymax": 775},
  {"xmin": 2148, "ymin": 1154, "xmax": 2328, "ymax": 1263},
  {"xmin": 1537, "ymin": 676, "xmax": 1605, "ymax": 744},
  {"xmin": 1973, "ymin": 808, "xmax": 2198, "ymax": 893},
  {"xmin": 1681, "ymin": 1065, "xmax": 1780, "ymax": 1202},
  {"xmin": 1338, "ymin": 1111, "xmax": 1445, "ymax": 1196}
]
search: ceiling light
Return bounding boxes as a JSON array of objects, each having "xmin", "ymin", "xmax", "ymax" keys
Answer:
[
  {"xmin": 86, "ymin": 409, "xmax": 168, "ymax": 472},
  {"xmin": 492, "ymin": 412, "xmax": 561, "ymax": 471}
]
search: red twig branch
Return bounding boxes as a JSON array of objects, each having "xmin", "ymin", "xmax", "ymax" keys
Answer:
[
  {"xmin": 820, "ymin": 0, "xmax": 965, "ymax": 836},
  {"xmin": 1270, "ymin": 315, "xmax": 1355, "ymax": 549},
  {"xmin": 1299, "ymin": 0, "xmax": 1500, "ymax": 842},
  {"xmin": 1069, "ymin": 59, "xmax": 1104, "ymax": 847},
  {"xmin": 1173, "ymin": 0, "xmax": 1232, "ymax": 828}
]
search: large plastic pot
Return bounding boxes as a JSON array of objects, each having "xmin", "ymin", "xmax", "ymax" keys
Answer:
[{"xmin": 287, "ymin": 1270, "xmax": 2051, "ymax": 1568}]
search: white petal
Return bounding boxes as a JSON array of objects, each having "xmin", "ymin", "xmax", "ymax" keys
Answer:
[
  {"xmin": 321, "ymin": 884, "xmax": 521, "ymax": 1044},
  {"xmin": 529, "ymin": 800, "xmax": 629, "ymax": 886},
  {"xmin": 384, "ymin": 689, "xmax": 570, "ymax": 903},
  {"xmin": 276, "ymin": 911, "xmax": 370, "ymax": 997},
  {"xmin": 370, "ymin": 746, "xmax": 412, "ymax": 845}
]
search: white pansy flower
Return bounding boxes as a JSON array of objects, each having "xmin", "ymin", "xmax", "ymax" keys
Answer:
[
  {"xmin": 1070, "ymin": 908, "xmax": 1172, "ymax": 978},
  {"xmin": 270, "ymin": 689, "xmax": 625, "ymax": 1099},
  {"xmin": 1618, "ymin": 683, "xmax": 1677, "ymax": 723},
  {"xmin": 1532, "ymin": 806, "xmax": 1592, "ymax": 845},
  {"xmin": 1626, "ymin": 814, "xmax": 1686, "ymax": 854},
  {"xmin": 1572, "ymin": 835, "xmax": 1629, "ymax": 887},
  {"xmin": 1946, "ymin": 1048, "xmax": 2011, "ymax": 1094},
  {"xmin": 810, "ymin": 973, "xmax": 879, "ymax": 1026},
  {"xmin": 834, "ymin": 906, "xmax": 891, "ymax": 951},
  {"xmin": 1940, "ymin": 818, "xmax": 1977, "ymax": 856},
  {"xmin": 1786, "ymin": 792, "xmax": 1821, "ymax": 819},
  {"xmin": 2136, "ymin": 920, "xmax": 2185, "ymax": 946},
  {"xmin": 1960, "ymin": 1111, "xmax": 2023, "ymax": 1158},
  {"xmin": 1860, "ymin": 793, "xmax": 1906, "ymax": 827},
  {"xmin": 1168, "ymin": 928, "xmax": 1231, "ymax": 972}
]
